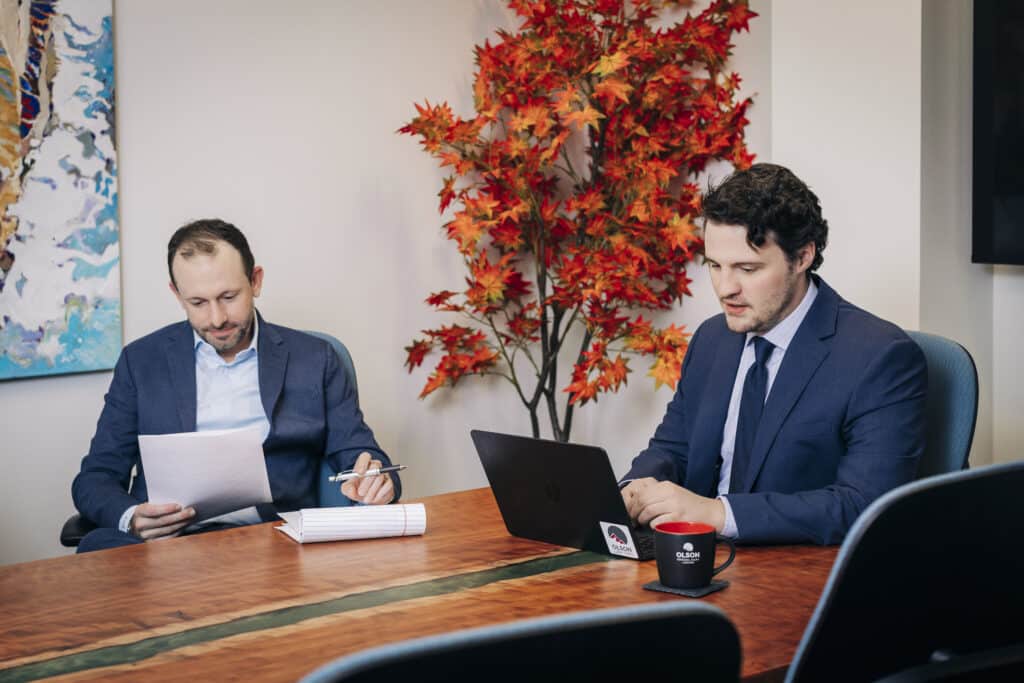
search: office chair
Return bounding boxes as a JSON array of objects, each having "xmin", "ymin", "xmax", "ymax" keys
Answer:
[
  {"xmin": 785, "ymin": 461, "xmax": 1024, "ymax": 683},
  {"xmin": 302, "ymin": 331, "xmax": 358, "ymax": 508},
  {"xmin": 905, "ymin": 331, "xmax": 978, "ymax": 478},
  {"xmin": 299, "ymin": 602, "xmax": 742, "ymax": 683},
  {"xmin": 59, "ymin": 329, "xmax": 356, "ymax": 547},
  {"xmin": 873, "ymin": 642, "xmax": 1024, "ymax": 682}
]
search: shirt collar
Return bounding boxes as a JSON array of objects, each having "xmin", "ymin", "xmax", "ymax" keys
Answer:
[
  {"xmin": 746, "ymin": 277, "xmax": 818, "ymax": 353},
  {"xmin": 193, "ymin": 314, "xmax": 260, "ymax": 364}
]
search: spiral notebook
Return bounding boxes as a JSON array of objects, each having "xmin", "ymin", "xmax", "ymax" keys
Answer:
[{"xmin": 276, "ymin": 503, "xmax": 427, "ymax": 543}]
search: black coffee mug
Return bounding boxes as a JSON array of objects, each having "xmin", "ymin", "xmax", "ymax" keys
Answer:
[{"xmin": 653, "ymin": 521, "xmax": 736, "ymax": 589}]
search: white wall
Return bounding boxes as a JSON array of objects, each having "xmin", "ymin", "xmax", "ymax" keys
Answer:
[
  {"xmin": 993, "ymin": 267, "xmax": 1024, "ymax": 462},
  {"xmin": 0, "ymin": 0, "xmax": 771, "ymax": 564},
  {"xmin": 772, "ymin": 0, "xmax": 923, "ymax": 330},
  {"xmin": 920, "ymin": 0, "xmax": 994, "ymax": 466}
]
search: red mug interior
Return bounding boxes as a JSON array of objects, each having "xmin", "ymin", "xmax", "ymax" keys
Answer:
[{"xmin": 654, "ymin": 521, "xmax": 715, "ymax": 535}]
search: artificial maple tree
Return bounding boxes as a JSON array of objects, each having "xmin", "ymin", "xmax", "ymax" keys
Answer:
[{"xmin": 401, "ymin": 0, "xmax": 755, "ymax": 441}]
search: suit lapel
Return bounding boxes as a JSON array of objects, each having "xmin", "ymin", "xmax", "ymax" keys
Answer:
[
  {"xmin": 736, "ymin": 278, "xmax": 839, "ymax": 492},
  {"xmin": 257, "ymin": 315, "xmax": 288, "ymax": 426},
  {"xmin": 688, "ymin": 328, "xmax": 745, "ymax": 495},
  {"xmin": 165, "ymin": 322, "xmax": 197, "ymax": 432}
]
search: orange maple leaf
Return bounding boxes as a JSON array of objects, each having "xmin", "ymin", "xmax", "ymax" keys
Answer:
[
  {"xmin": 661, "ymin": 214, "xmax": 698, "ymax": 251},
  {"xmin": 648, "ymin": 355, "xmax": 681, "ymax": 390},
  {"xmin": 420, "ymin": 370, "xmax": 448, "ymax": 398},
  {"xmin": 563, "ymin": 105, "xmax": 604, "ymax": 131},
  {"xmin": 510, "ymin": 103, "xmax": 555, "ymax": 138},
  {"xmin": 592, "ymin": 51, "xmax": 630, "ymax": 77},
  {"xmin": 447, "ymin": 212, "xmax": 484, "ymax": 251},
  {"xmin": 553, "ymin": 84, "xmax": 580, "ymax": 116},
  {"xmin": 594, "ymin": 77, "xmax": 633, "ymax": 104}
]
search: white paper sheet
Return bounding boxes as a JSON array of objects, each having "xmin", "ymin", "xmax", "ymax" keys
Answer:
[
  {"xmin": 276, "ymin": 504, "xmax": 427, "ymax": 543},
  {"xmin": 139, "ymin": 426, "xmax": 272, "ymax": 522}
]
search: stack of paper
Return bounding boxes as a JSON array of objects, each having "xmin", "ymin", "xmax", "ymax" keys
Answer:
[
  {"xmin": 139, "ymin": 426, "xmax": 272, "ymax": 522},
  {"xmin": 276, "ymin": 503, "xmax": 427, "ymax": 543}
]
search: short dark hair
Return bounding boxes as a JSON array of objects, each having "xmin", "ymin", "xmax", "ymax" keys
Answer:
[
  {"xmin": 167, "ymin": 219, "xmax": 255, "ymax": 287},
  {"xmin": 701, "ymin": 163, "xmax": 828, "ymax": 271}
]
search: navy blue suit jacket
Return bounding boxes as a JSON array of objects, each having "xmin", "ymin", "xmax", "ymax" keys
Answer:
[
  {"xmin": 72, "ymin": 315, "xmax": 399, "ymax": 530},
  {"xmin": 624, "ymin": 277, "xmax": 927, "ymax": 545}
]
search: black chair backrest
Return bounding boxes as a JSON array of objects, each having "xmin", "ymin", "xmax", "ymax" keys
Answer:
[
  {"xmin": 874, "ymin": 642, "xmax": 1024, "ymax": 682},
  {"xmin": 300, "ymin": 602, "xmax": 741, "ymax": 683},
  {"xmin": 786, "ymin": 461, "xmax": 1024, "ymax": 682}
]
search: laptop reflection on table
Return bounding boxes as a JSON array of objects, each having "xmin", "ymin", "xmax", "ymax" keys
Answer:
[{"xmin": 470, "ymin": 429, "xmax": 654, "ymax": 560}]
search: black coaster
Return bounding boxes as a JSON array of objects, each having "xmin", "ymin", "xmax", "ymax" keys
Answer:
[{"xmin": 642, "ymin": 579, "xmax": 729, "ymax": 598}]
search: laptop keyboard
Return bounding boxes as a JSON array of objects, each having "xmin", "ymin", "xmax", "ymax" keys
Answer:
[{"xmin": 632, "ymin": 525, "xmax": 655, "ymax": 560}]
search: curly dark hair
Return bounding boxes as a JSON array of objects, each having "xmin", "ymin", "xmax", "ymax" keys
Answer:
[
  {"xmin": 167, "ymin": 218, "xmax": 255, "ymax": 288},
  {"xmin": 701, "ymin": 163, "xmax": 828, "ymax": 271}
]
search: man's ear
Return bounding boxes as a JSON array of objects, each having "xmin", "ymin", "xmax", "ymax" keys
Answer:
[
  {"xmin": 250, "ymin": 265, "xmax": 264, "ymax": 298},
  {"xmin": 169, "ymin": 280, "xmax": 186, "ymax": 309},
  {"xmin": 796, "ymin": 243, "xmax": 815, "ymax": 274}
]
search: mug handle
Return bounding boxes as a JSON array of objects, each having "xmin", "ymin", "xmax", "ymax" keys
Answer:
[{"xmin": 712, "ymin": 536, "xmax": 736, "ymax": 576}]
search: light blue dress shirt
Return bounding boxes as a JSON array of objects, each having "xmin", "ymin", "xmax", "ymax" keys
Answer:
[
  {"xmin": 118, "ymin": 318, "xmax": 270, "ymax": 533},
  {"xmin": 717, "ymin": 279, "xmax": 819, "ymax": 537}
]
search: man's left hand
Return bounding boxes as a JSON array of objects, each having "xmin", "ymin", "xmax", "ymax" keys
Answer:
[
  {"xmin": 340, "ymin": 452, "xmax": 396, "ymax": 505},
  {"xmin": 624, "ymin": 477, "xmax": 725, "ymax": 532}
]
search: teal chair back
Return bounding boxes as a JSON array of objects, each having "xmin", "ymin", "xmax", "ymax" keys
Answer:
[
  {"xmin": 905, "ymin": 331, "xmax": 978, "ymax": 478},
  {"xmin": 304, "ymin": 330, "xmax": 358, "ymax": 508}
]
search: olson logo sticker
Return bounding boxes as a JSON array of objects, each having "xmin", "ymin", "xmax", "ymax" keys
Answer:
[{"xmin": 599, "ymin": 521, "xmax": 639, "ymax": 559}]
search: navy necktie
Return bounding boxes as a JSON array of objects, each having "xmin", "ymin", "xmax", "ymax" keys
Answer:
[{"xmin": 730, "ymin": 336, "xmax": 775, "ymax": 493}]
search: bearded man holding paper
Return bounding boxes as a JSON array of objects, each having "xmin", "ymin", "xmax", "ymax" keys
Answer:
[{"xmin": 71, "ymin": 219, "xmax": 401, "ymax": 552}]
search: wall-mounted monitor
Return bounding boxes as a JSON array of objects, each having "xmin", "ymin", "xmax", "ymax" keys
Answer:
[{"xmin": 973, "ymin": 0, "xmax": 1024, "ymax": 265}]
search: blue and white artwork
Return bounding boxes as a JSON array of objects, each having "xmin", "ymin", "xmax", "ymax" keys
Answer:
[{"xmin": 0, "ymin": 0, "xmax": 120, "ymax": 380}]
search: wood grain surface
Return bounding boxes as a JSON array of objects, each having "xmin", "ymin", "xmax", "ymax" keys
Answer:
[{"xmin": 0, "ymin": 488, "xmax": 837, "ymax": 682}]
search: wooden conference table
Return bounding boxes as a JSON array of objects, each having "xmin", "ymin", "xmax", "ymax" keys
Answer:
[{"xmin": 0, "ymin": 488, "xmax": 837, "ymax": 682}]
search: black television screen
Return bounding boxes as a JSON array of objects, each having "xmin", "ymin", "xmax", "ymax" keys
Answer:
[{"xmin": 973, "ymin": 0, "xmax": 1024, "ymax": 265}]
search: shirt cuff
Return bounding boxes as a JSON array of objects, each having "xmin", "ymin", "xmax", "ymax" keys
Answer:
[
  {"xmin": 118, "ymin": 504, "xmax": 138, "ymax": 534},
  {"xmin": 718, "ymin": 496, "xmax": 738, "ymax": 538}
]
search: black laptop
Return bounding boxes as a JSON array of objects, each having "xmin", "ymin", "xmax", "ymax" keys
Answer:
[{"xmin": 470, "ymin": 429, "xmax": 655, "ymax": 560}]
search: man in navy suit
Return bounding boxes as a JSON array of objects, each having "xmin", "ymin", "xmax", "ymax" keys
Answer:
[
  {"xmin": 72, "ymin": 219, "xmax": 399, "ymax": 551},
  {"xmin": 621, "ymin": 164, "xmax": 927, "ymax": 545}
]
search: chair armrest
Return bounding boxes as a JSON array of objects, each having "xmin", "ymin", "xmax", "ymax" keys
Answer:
[{"xmin": 60, "ymin": 513, "xmax": 98, "ymax": 548}]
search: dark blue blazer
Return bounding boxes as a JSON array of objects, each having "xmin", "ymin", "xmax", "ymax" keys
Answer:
[
  {"xmin": 624, "ymin": 277, "xmax": 927, "ymax": 545},
  {"xmin": 72, "ymin": 315, "xmax": 399, "ymax": 530}
]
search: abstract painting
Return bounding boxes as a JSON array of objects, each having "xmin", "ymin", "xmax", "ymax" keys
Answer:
[{"xmin": 0, "ymin": 0, "xmax": 119, "ymax": 380}]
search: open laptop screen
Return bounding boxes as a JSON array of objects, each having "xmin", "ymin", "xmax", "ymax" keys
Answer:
[{"xmin": 471, "ymin": 430, "xmax": 653, "ymax": 560}]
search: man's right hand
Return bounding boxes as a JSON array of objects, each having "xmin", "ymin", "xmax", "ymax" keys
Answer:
[{"xmin": 129, "ymin": 503, "xmax": 196, "ymax": 540}]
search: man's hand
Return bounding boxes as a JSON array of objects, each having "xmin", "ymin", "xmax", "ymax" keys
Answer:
[
  {"xmin": 340, "ymin": 452, "xmax": 396, "ymax": 505},
  {"xmin": 130, "ymin": 502, "xmax": 196, "ymax": 540},
  {"xmin": 621, "ymin": 478, "xmax": 725, "ymax": 532}
]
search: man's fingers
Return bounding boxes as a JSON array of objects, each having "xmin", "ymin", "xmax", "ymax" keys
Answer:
[
  {"xmin": 624, "ymin": 489, "xmax": 642, "ymax": 520},
  {"xmin": 339, "ymin": 453, "xmax": 376, "ymax": 501},
  {"xmin": 357, "ymin": 460, "xmax": 383, "ymax": 497},
  {"xmin": 134, "ymin": 507, "xmax": 195, "ymax": 533},
  {"xmin": 369, "ymin": 477, "xmax": 394, "ymax": 505},
  {"xmin": 352, "ymin": 452, "xmax": 373, "ymax": 474},
  {"xmin": 649, "ymin": 512, "xmax": 677, "ymax": 529},
  {"xmin": 637, "ymin": 500, "xmax": 682, "ymax": 527},
  {"xmin": 137, "ymin": 502, "xmax": 183, "ymax": 517},
  {"xmin": 139, "ymin": 519, "xmax": 191, "ymax": 540}
]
